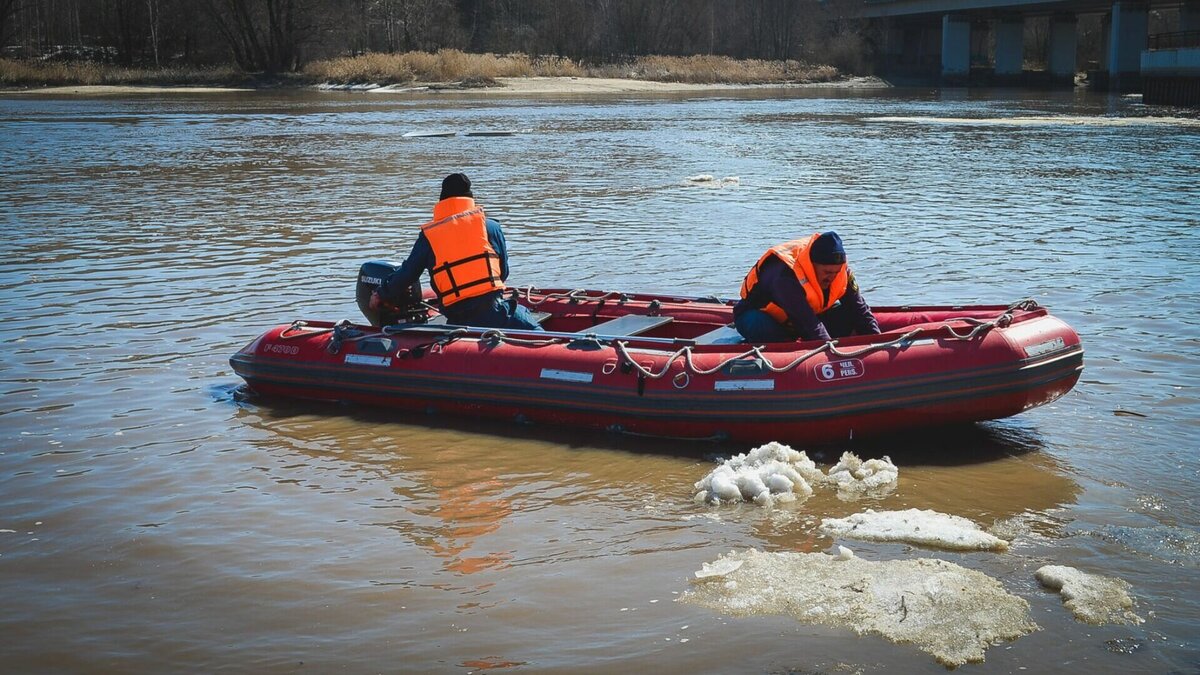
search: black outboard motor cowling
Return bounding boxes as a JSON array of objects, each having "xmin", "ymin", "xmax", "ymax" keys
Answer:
[{"xmin": 356, "ymin": 261, "xmax": 426, "ymax": 326}]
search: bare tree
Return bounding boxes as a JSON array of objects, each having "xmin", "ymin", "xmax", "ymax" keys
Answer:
[
  {"xmin": 204, "ymin": 0, "xmax": 308, "ymax": 72},
  {"xmin": 1, "ymin": 0, "xmax": 23, "ymax": 50}
]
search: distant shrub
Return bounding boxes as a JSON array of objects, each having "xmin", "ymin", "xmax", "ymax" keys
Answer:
[
  {"xmin": 2, "ymin": 50, "xmax": 841, "ymax": 89},
  {"xmin": 0, "ymin": 58, "xmax": 242, "ymax": 86},
  {"xmin": 303, "ymin": 50, "xmax": 584, "ymax": 84},
  {"xmin": 302, "ymin": 53, "xmax": 416, "ymax": 84}
]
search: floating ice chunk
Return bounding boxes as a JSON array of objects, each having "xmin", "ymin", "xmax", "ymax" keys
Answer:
[
  {"xmin": 685, "ymin": 174, "xmax": 739, "ymax": 187},
  {"xmin": 825, "ymin": 451, "xmax": 899, "ymax": 498},
  {"xmin": 693, "ymin": 442, "xmax": 821, "ymax": 505},
  {"xmin": 819, "ymin": 508, "xmax": 1009, "ymax": 551},
  {"xmin": 1035, "ymin": 565, "xmax": 1144, "ymax": 625},
  {"xmin": 683, "ymin": 548, "xmax": 1036, "ymax": 667},
  {"xmin": 694, "ymin": 557, "xmax": 745, "ymax": 579},
  {"xmin": 833, "ymin": 545, "xmax": 855, "ymax": 561}
]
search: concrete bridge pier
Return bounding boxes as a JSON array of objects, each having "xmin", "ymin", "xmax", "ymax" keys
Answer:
[
  {"xmin": 1109, "ymin": 1, "xmax": 1149, "ymax": 90},
  {"xmin": 1049, "ymin": 13, "xmax": 1079, "ymax": 82},
  {"xmin": 994, "ymin": 15, "xmax": 1025, "ymax": 79},
  {"xmin": 941, "ymin": 14, "xmax": 971, "ymax": 81}
]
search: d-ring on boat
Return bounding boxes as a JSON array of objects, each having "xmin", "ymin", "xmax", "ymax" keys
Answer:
[{"xmin": 229, "ymin": 262, "xmax": 1083, "ymax": 443}]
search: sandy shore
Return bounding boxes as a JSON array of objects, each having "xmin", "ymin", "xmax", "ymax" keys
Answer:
[
  {"xmin": 8, "ymin": 75, "xmax": 889, "ymax": 97},
  {"xmin": 375, "ymin": 75, "xmax": 889, "ymax": 95}
]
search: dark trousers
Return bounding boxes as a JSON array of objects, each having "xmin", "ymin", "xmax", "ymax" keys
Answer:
[
  {"xmin": 443, "ymin": 291, "xmax": 544, "ymax": 331},
  {"xmin": 735, "ymin": 302, "xmax": 862, "ymax": 343}
]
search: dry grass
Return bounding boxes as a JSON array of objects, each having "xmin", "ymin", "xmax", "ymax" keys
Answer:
[
  {"xmin": 2, "ymin": 50, "xmax": 842, "ymax": 89},
  {"xmin": 611, "ymin": 55, "xmax": 840, "ymax": 84},
  {"xmin": 302, "ymin": 49, "xmax": 585, "ymax": 84},
  {"xmin": 0, "ymin": 58, "xmax": 243, "ymax": 87},
  {"xmin": 304, "ymin": 51, "xmax": 835, "ymax": 86}
]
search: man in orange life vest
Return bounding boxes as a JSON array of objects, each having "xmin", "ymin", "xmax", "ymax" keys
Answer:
[
  {"xmin": 733, "ymin": 231, "xmax": 880, "ymax": 343},
  {"xmin": 370, "ymin": 173, "xmax": 544, "ymax": 330}
]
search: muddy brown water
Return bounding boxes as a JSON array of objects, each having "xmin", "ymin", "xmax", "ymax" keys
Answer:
[{"xmin": 2, "ymin": 86, "xmax": 1198, "ymax": 673}]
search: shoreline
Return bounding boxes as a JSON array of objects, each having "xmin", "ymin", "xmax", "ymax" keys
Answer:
[{"xmin": 3, "ymin": 75, "xmax": 890, "ymax": 97}]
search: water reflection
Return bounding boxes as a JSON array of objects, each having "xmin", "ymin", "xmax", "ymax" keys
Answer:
[{"xmin": 400, "ymin": 467, "xmax": 514, "ymax": 577}]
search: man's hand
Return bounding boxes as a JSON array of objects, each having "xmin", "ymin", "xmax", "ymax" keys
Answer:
[{"xmin": 369, "ymin": 290, "xmax": 382, "ymax": 310}]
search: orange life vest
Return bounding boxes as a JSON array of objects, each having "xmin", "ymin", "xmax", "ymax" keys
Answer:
[
  {"xmin": 421, "ymin": 197, "xmax": 505, "ymax": 307},
  {"xmin": 739, "ymin": 233, "xmax": 849, "ymax": 325}
]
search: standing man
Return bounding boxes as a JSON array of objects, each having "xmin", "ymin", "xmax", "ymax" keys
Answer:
[
  {"xmin": 371, "ymin": 173, "xmax": 543, "ymax": 330},
  {"xmin": 734, "ymin": 231, "xmax": 880, "ymax": 343}
]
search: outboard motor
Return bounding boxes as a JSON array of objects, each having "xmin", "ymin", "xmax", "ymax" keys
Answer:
[{"xmin": 356, "ymin": 261, "xmax": 426, "ymax": 327}]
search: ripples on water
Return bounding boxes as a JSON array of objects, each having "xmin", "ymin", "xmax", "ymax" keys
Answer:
[{"xmin": 1, "ymin": 87, "xmax": 1198, "ymax": 672}]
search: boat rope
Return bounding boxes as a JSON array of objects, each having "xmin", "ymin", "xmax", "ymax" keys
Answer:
[
  {"xmin": 477, "ymin": 329, "xmax": 566, "ymax": 348},
  {"xmin": 514, "ymin": 286, "xmax": 629, "ymax": 306},
  {"xmin": 280, "ymin": 297, "xmax": 1039, "ymax": 373},
  {"xmin": 609, "ymin": 307, "xmax": 1023, "ymax": 380}
]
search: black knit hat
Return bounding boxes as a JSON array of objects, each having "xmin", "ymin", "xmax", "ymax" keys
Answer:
[
  {"xmin": 810, "ymin": 231, "xmax": 846, "ymax": 265},
  {"xmin": 439, "ymin": 173, "xmax": 473, "ymax": 200}
]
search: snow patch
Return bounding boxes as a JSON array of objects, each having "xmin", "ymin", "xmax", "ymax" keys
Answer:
[
  {"xmin": 1035, "ymin": 565, "xmax": 1143, "ymax": 625},
  {"xmin": 820, "ymin": 508, "xmax": 1009, "ymax": 552},
  {"xmin": 683, "ymin": 548, "xmax": 1036, "ymax": 667}
]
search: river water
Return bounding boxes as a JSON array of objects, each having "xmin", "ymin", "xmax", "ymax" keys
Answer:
[{"xmin": 1, "ymin": 85, "xmax": 1198, "ymax": 673}]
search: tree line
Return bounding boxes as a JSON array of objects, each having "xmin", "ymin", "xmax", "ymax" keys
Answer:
[{"xmin": 1, "ymin": 0, "xmax": 871, "ymax": 75}]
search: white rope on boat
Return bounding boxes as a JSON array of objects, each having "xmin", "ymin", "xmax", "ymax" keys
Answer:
[{"xmin": 278, "ymin": 294, "xmax": 1040, "ymax": 374}]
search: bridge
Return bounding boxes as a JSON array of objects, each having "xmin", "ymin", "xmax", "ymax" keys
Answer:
[{"xmin": 862, "ymin": 0, "xmax": 1200, "ymax": 102}]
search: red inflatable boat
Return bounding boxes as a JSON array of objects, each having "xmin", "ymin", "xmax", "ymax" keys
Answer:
[{"xmin": 229, "ymin": 279, "xmax": 1083, "ymax": 444}]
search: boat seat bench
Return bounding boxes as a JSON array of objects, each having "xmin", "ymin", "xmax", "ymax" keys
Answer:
[
  {"xmin": 692, "ymin": 324, "xmax": 744, "ymax": 345},
  {"xmin": 578, "ymin": 314, "xmax": 673, "ymax": 337}
]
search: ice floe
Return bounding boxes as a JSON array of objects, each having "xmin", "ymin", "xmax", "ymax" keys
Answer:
[
  {"xmin": 827, "ymin": 451, "xmax": 899, "ymax": 499},
  {"xmin": 685, "ymin": 174, "xmax": 740, "ymax": 186},
  {"xmin": 820, "ymin": 508, "xmax": 1010, "ymax": 552},
  {"xmin": 693, "ymin": 442, "xmax": 824, "ymax": 506},
  {"xmin": 1035, "ymin": 565, "xmax": 1144, "ymax": 625},
  {"xmin": 683, "ymin": 547, "xmax": 1037, "ymax": 667},
  {"xmin": 693, "ymin": 443, "xmax": 897, "ymax": 506}
]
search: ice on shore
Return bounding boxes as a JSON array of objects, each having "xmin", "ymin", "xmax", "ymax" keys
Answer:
[
  {"xmin": 820, "ymin": 508, "xmax": 1010, "ymax": 552},
  {"xmin": 693, "ymin": 443, "xmax": 898, "ymax": 506},
  {"xmin": 1035, "ymin": 565, "xmax": 1144, "ymax": 625},
  {"xmin": 683, "ymin": 547, "xmax": 1036, "ymax": 667}
]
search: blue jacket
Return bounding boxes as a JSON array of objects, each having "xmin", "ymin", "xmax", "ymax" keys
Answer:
[
  {"xmin": 733, "ymin": 256, "xmax": 879, "ymax": 341},
  {"xmin": 379, "ymin": 217, "xmax": 511, "ymax": 305}
]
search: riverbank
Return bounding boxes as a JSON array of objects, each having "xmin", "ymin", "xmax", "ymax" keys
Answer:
[
  {"xmin": 5, "ymin": 75, "xmax": 889, "ymax": 97},
  {"xmin": 1, "ymin": 51, "xmax": 886, "ymax": 96}
]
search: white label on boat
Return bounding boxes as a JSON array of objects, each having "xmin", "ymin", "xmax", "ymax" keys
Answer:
[
  {"xmin": 714, "ymin": 379, "xmax": 775, "ymax": 391},
  {"xmin": 345, "ymin": 354, "xmax": 392, "ymax": 367},
  {"xmin": 1025, "ymin": 337, "xmax": 1065, "ymax": 357},
  {"xmin": 540, "ymin": 368, "xmax": 594, "ymax": 383},
  {"xmin": 815, "ymin": 359, "xmax": 865, "ymax": 382}
]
